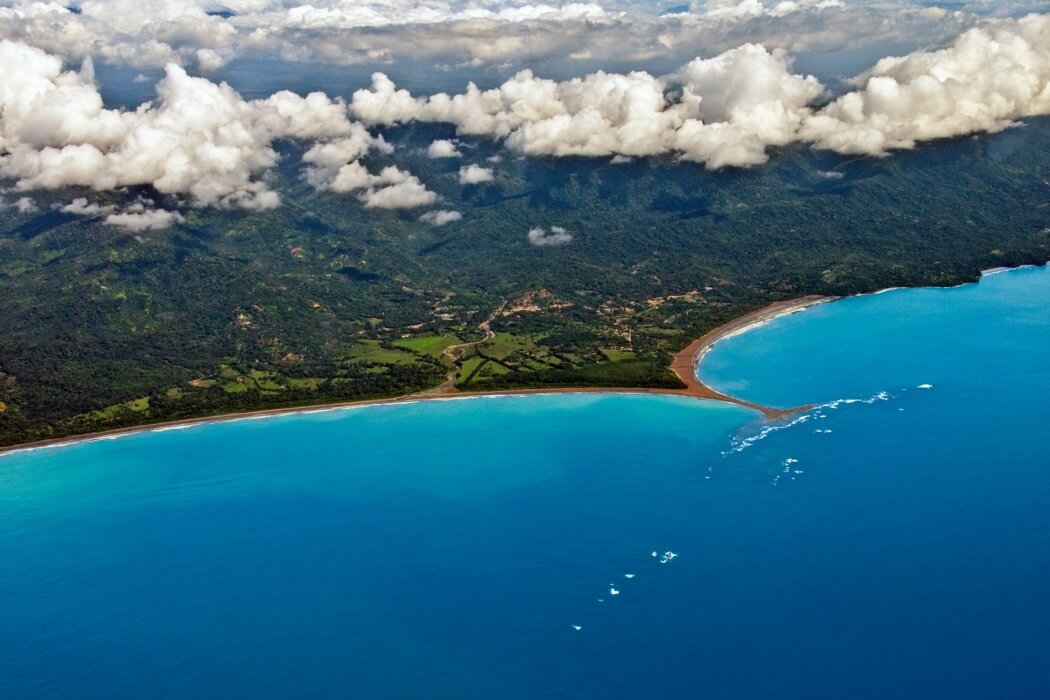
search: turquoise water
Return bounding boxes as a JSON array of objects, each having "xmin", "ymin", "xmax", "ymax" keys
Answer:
[{"xmin": 2, "ymin": 266, "xmax": 1050, "ymax": 698}]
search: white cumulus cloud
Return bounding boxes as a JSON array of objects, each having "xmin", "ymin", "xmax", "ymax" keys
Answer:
[
  {"xmin": 361, "ymin": 178, "xmax": 437, "ymax": 208},
  {"xmin": 320, "ymin": 164, "xmax": 437, "ymax": 208},
  {"xmin": 0, "ymin": 39, "xmax": 445, "ymax": 211},
  {"xmin": 350, "ymin": 44, "xmax": 822, "ymax": 167},
  {"xmin": 14, "ymin": 196, "xmax": 38, "ymax": 213},
  {"xmin": 1, "ymin": 13, "xmax": 1048, "ymax": 207},
  {"xmin": 527, "ymin": 225, "xmax": 573, "ymax": 246},
  {"xmin": 458, "ymin": 163, "xmax": 494, "ymax": 184},
  {"xmin": 60, "ymin": 197, "xmax": 108, "ymax": 215},
  {"xmin": 350, "ymin": 15, "xmax": 1050, "ymax": 166},
  {"xmin": 426, "ymin": 139, "xmax": 461, "ymax": 158},
  {"xmin": 420, "ymin": 209, "xmax": 462, "ymax": 225},
  {"xmin": 0, "ymin": 40, "xmax": 373, "ymax": 209},
  {"xmin": 301, "ymin": 126, "xmax": 392, "ymax": 188},
  {"xmin": 104, "ymin": 206, "xmax": 184, "ymax": 231},
  {"xmin": 802, "ymin": 14, "xmax": 1050, "ymax": 155}
]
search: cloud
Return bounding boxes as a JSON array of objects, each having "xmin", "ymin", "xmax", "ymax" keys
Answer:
[
  {"xmin": 104, "ymin": 206, "xmax": 184, "ymax": 231},
  {"xmin": 361, "ymin": 177, "xmax": 437, "ymax": 208},
  {"xmin": 0, "ymin": 0, "xmax": 995, "ymax": 74},
  {"xmin": 419, "ymin": 209, "xmax": 462, "ymax": 226},
  {"xmin": 0, "ymin": 40, "xmax": 396, "ymax": 209},
  {"xmin": 458, "ymin": 163, "xmax": 494, "ymax": 184},
  {"xmin": 301, "ymin": 126, "xmax": 392, "ymax": 187},
  {"xmin": 60, "ymin": 197, "xmax": 108, "ymax": 215},
  {"xmin": 426, "ymin": 139, "xmax": 461, "ymax": 158},
  {"xmin": 672, "ymin": 44, "xmax": 822, "ymax": 167},
  {"xmin": 801, "ymin": 14, "xmax": 1050, "ymax": 155},
  {"xmin": 527, "ymin": 225, "xmax": 573, "ymax": 246},
  {"xmin": 697, "ymin": 0, "xmax": 845, "ymax": 21},
  {"xmin": 1, "ymin": 13, "xmax": 1048, "ymax": 209},
  {"xmin": 14, "ymin": 196, "xmax": 37, "ymax": 213},
  {"xmin": 351, "ymin": 44, "xmax": 821, "ymax": 167},
  {"xmin": 350, "ymin": 15, "xmax": 1050, "ymax": 166},
  {"xmin": 309, "ymin": 161, "xmax": 436, "ymax": 207}
]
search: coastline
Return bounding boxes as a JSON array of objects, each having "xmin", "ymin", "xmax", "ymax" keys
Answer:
[{"xmin": 0, "ymin": 295, "xmax": 830, "ymax": 457}]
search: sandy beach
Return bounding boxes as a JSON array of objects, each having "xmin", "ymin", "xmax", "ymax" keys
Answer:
[{"xmin": 0, "ymin": 295, "xmax": 830, "ymax": 456}]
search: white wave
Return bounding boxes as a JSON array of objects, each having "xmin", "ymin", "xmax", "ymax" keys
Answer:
[
  {"xmin": 0, "ymin": 440, "xmax": 77, "ymax": 458},
  {"xmin": 151, "ymin": 424, "xmax": 196, "ymax": 433},
  {"xmin": 917, "ymin": 383, "xmax": 934, "ymax": 389},
  {"xmin": 725, "ymin": 411, "xmax": 814, "ymax": 454},
  {"xmin": 726, "ymin": 390, "xmax": 892, "ymax": 454},
  {"xmin": 659, "ymin": 550, "xmax": 678, "ymax": 564}
]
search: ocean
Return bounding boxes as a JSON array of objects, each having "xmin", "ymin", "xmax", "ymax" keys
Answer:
[{"xmin": 2, "ymin": 265, "xmax": 1049, "ymax": 699}]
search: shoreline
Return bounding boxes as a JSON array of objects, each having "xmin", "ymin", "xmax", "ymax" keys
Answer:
[
  {"xmin": 669, "ymin": 294, "xmax": 831, "ymax": 417},
  {"xmin": 0, "ymin": 295, "xmax": 831, "ymax": 457}
]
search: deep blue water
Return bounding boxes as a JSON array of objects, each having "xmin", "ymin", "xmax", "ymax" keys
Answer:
[{"xmin": 3, "ymin": 266, "xmax": 1050, "ymax": 699}]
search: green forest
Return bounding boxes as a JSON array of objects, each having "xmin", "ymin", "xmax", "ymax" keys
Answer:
[{"xmin": 1, "ymin": 117, "xmax": 1048, "ymax": 447}]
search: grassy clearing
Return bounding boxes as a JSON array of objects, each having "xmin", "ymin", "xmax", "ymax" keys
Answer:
[
  {"xmin": 475, "ymin": 361, "xmax": 510, "ymax": 379},
  {"xmin": 127, "ymin": 397, "xmax": 150, "ymax": 412},
  {"xmin": 457, "ymin": 356, "xmax": 488, "ymax": 385},
  {"xmin": 393, "ymin": 333, "xmax": 462, "ymax": 358},
  {"xmin": 286, "ymin": 377, "xmax": 325, "ymax": 390},
  {"xmin": 600, "ymin": 348, "xmax": 636, "ymax": 362},
  {"xmin": 637, "ymin": 326, "xmax": 681, "ymax": 336},
  {"xmin": 479, "ymin": 333, "xmax": 533, "ymax": 360},
  {"xmin": 343, "ymin": 340, "xmax": 420, "ymax": 365},
  {"xmin": 86, "ymin": 395, "xmax": 151, "ymax": 421}
]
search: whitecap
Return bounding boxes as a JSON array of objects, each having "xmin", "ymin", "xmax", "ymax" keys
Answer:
[
  {"xmin": 151, "ymin": 424, "xmax": 195, "ymax": 433},
  {"xmin": 727, "ymin": 390, "xmax": 892, "ymax": 454}
]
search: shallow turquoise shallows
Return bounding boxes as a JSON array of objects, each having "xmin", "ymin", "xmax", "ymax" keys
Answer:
[{"xmin": 3, "ymin": 266, "xmax": 1050, "ymax": 699}]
